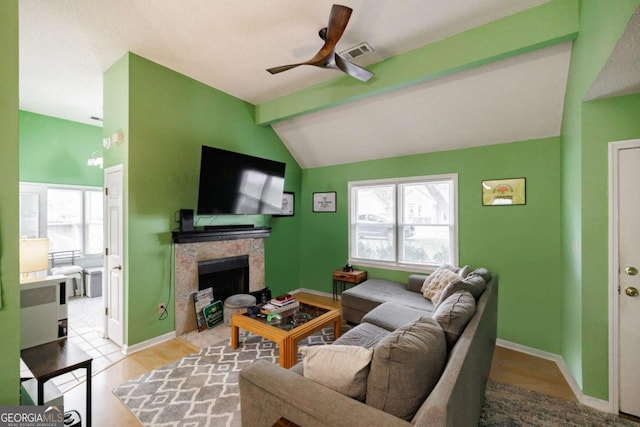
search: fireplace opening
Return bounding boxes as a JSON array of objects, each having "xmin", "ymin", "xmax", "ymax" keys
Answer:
[{"xmin": 198, "ymin": 255, "xmax": 249, "ymax": 304}]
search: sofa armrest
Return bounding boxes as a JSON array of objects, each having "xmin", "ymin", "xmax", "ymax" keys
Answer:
[{"xmin": 240, "ymin": 359, "xmax": 412, "ymax": 427}]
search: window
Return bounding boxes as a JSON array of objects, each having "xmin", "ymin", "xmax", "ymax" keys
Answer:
[
  {"xmin": 19, "ymin": 183, "xmax": 104, "ymax": 255},
  {"xmin": 349, "ymin": 174, "xmax": 457, "ymax": 272}
]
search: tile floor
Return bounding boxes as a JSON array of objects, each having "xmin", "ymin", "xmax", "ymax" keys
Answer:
[{"xmin": 20, "ymin": 295, "xmax": 125, "ymax": 394}]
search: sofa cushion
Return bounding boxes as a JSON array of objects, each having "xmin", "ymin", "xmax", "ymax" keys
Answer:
[
  {"xmin": 388, "ymin": 291, "xmax": 435, "ymax": 313},
  {"xmin": 341, "ymin": 279, "xmax": 411, "ymax": 322},
  {"xmin": 366, "ymin": 316, "xmax": 447, "ymax": 420},
  {"xmin": 422, "ymin": 268, "xmax": 462, "ymax": 305},
  {"xmin": 436, "ymin": 273, "xmax": 487, "ymax": 309},
  {"xmin": 432, "ymin": 290, "xmax": 476, "ymax": 349},
  {"xmin": 362, "ymin": 302, "xmax": 430, "ymax": 331},
  {"xmin": 299, "ymin": 345, "xmax": 373, "ymax": 401},
  {"xmin": 407, "ymin": 274, "xmax": 428, "ymax": 293},
  {"xmin": 334, "ymin": 322, "xmax": 391, "ymax": 348}
]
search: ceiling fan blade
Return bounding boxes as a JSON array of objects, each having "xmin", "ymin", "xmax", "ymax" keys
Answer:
[
  {"xmin": 325, "ymin": 5, "xmax": 352, "ymax": 49},
  {"xmin": 266, "ymin": 63, "xmax": 305, "ymax": 74},
  {"xmin": 334, "ymin": 54, "xmax": 374, "ymax": 82},
  {"xmin": 301, "ymin": 4, "xmax": 353, "ymax": 68}
]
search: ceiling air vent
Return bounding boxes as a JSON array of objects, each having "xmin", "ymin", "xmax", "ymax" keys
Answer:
[{"xmin": 339, "ymin": 42, "xmax": 374, "ymax": 61}]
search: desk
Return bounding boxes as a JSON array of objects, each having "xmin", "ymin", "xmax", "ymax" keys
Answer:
[
  {"xmin": 332, "ymin": 269, "xmax": 367, "ymax": 300},
  {"xmin": 21, "ymin": 339, "xmax": 92, "ymax": 427}
]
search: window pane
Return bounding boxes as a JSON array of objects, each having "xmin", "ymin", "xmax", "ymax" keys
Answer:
[
  {"xmin": 400, "ymin": 225, "xmax": 453, "ymax": 265},
  {"xmin": 352, "ymin": 185, "xmax": 395, "ymax": 262},
  {"xmin": 47, "ymin": 189, "xmax": 83, "ymax": 252},
  {"xmin": 400, "ymin": 181, "xmax": 454, "ymax": 266},
  {"xmin": 401, "ymin": 181, "xmax": 451, "ymax": 225},
  {"xmin": 85, "ymin": 190, "xmax": 103, "ymax": 254},
  {"xmin": 19, "ymin": 192, "xmax": 40, "ymax": 238}
]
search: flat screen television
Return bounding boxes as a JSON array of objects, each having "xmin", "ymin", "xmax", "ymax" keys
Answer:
[{"xmin": 197, "ymin": 145, "xmax": 286, "ymax": 215}]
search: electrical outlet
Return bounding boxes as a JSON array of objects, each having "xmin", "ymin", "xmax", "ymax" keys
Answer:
[{"xmin": 158, "ymin": 303, "xmax": 166, "ymax": 315}]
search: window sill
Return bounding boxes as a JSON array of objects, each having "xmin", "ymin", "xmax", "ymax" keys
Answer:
[{"xmin": 349, "ymin": 259, "xmax": 439, "ymax": 275}]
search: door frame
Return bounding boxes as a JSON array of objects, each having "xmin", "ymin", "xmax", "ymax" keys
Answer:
[
  {"xmin": 104, "ymin": 164, "xmax": 125, "ymax": 347},
  {"xmin": 608, "ymin": 138, "xmax": 640, "ymax": 414}
]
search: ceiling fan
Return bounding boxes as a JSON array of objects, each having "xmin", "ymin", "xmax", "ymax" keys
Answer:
[{"xmin": 266, "ymin": 4, "xmax": 374, "ymax": 82}]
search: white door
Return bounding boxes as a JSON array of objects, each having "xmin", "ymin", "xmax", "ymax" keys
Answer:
[
  {"xmin": 104, "ymin": 165, "xmax": 124, "ymax": 347},
  {"xmin": 613, "ymin": 140, "xmax": 640, "ymax": 417}
]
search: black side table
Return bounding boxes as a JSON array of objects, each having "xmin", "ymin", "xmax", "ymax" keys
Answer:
[{"xmin": 21, "ymin": 339, "xmax": 92, "ymax": 427}]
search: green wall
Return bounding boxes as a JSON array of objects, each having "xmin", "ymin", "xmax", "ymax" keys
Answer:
[
  {"xmin": 300, "ymin": 137, "xmax": 564, "ymax": 353},
  {"xmin": 19, "ymin": 110, "xmax": 103, "ymax": 186},
  {"xmin": 0, "ymin": 0, "xmax": 20, "ymax": 405},
  {"xmin": 560, "ymin": 0, "xmax": 640, "ymax": 399},
  {"xmin": 104, "ymin": 53, "xmax": 302, "ymax": 346}
]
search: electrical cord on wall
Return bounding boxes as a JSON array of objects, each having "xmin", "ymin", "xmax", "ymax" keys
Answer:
[{"xmin": 158, "ymin": 241, "xmax": 174, "ymax": 321}]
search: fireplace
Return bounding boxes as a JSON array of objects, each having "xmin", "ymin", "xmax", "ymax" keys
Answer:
[
  {"xmin": 198, "ymin": 255, "xmax": 249, "ymax": 304},
  {"xmin": 174, "ymin": 237, "xmax": 266, "ymax": 335}
]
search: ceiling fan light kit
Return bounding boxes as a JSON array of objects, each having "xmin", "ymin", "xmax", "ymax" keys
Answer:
[{"xmin": 266, "ymin": 4, "xmax": 374, "ymax": 82}]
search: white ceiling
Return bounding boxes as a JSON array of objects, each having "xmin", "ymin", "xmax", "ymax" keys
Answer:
[{"xmin": 17, "ymin": 0, "xmax": 581, "ymax": 168}]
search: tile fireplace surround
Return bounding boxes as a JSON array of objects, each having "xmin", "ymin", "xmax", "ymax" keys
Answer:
[{"xmin": 174, "ymin": 238, "xmax": 265, "ymax": 335}]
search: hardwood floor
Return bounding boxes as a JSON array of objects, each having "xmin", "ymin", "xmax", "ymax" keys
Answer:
[{"xmin": 62, "ymin": 292, "xmax": 576, "ymax": 425}]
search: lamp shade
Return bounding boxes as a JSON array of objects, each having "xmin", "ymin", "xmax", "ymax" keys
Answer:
[{"xmin": 19, "ymin": 238, "xmax": 49, "ymax": 274}]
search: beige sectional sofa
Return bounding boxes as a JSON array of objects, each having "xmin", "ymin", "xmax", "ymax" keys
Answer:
[{"xmin": 239, "ymin": 267, "xmax": 498, "ymax": 427}]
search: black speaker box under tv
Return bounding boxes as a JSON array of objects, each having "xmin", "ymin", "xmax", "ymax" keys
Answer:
[{"xmin": 179, "ymin": 209, "xmax": 194, "ymax": 231}]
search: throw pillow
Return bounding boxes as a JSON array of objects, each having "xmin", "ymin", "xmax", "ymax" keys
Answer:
[
  {"xmin": 420, "ymin": 264, "xmax": 458, "ymax": 294},
  {"xmin": 432, "ymin": 290, "xmax": 476, "ymax": 349},
  {"xmin": 458, "ymin": 264, "xmax": 471, "ymax": 278},
  {"xmin": 422, "ymin": 268, "xmax": 462, "ymax": 305},
  {"xmin": 366, "ymin": 316, "xmax": 447, "ymax": 421},
  {"xmin": 435, "ymin": 273, "xmax": 488, "ymax": 310},
  {"xmin": 468, "ymin": 267, "xmax": 491, "ymax": 282},
  {"xmin": 299, "ymin": 344, "xmax": 373, "ymax": 401}
]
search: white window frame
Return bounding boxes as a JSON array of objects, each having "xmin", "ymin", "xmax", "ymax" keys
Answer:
[
  {"xmin": 348, "ymin": 174, "xmax": 458, "ymax": 273},
  {"xmin": 19, "ymin": 182, "xmax": 104, "ymax": 256}
]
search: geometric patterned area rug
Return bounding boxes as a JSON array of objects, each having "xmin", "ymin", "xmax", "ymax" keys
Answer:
[
  {"xmin": 115, "ymin": 328, "xmax": 635, "ymax": 427},
  {"xmin": 479, "ymin": 380, "xmax": 636, "ymax": 427},
  {"xmin": 113, "ymin": 329, "xmax": 335, "ymax": 427}
]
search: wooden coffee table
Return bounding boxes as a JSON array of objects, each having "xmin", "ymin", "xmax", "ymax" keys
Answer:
[{"xmin": 230, "ymin": 295, "xmax": 341, "ymax": 368}]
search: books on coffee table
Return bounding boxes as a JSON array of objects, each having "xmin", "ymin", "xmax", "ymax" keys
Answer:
[
  {"xmin": 261, "ymin": 300, "xmax": 299, "ymax": 315},
  {"xmin": 271, "ymin": 294, "xmax": 295, "ymax": 305}
]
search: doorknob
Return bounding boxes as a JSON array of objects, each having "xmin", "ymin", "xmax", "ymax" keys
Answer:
[
  {"xmin": 112, "ymin": 265, "xmax": 122, "ymax": 270},
  {"xmin": 625, "ymin": 287, "xmax": 639, "ymax": 297},
  {"xmin": 625, "ymin": 266, "xmax": 638, "ymax": 276}
]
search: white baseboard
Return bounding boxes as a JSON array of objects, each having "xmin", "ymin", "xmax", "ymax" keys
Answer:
[
  {"xmin": 123, "ymin": 330, "xmax": 177, "ymax": 355},
  {"xmin": 496, "ymin": 339, "xmax": 612, "ymax": 413},
  {"xmin": 288, "ymin": 288, "xmax": 335, "ymax": 299}
]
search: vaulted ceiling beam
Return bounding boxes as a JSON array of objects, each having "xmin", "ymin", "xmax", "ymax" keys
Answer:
[{"xmin": 255, "ymin": 0, "xmax": 579, "ymax": 126}]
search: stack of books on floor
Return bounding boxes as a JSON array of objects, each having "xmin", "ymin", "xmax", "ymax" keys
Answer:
[{"xmin": 261, "ymin": 294, "xmax": 299, "ymax": 314}]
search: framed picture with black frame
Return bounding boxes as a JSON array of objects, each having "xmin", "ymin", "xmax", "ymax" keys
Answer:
[
  {"xmin": 313, "ymin": 191, "xmax": 337, "ymax": 213},
  {"xmin": 274, "ymin": 191, "xmax": 295, "ymax": 216}
]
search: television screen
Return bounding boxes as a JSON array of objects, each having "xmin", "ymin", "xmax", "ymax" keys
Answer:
[{"xmin": 197, "ymin": 146, "xmax": 286, "ymax": 215}]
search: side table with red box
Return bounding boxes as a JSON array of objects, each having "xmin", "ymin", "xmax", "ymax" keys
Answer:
[{"xmin": 332, "ymin": 269, "xmax": 367, "ymax": 300}]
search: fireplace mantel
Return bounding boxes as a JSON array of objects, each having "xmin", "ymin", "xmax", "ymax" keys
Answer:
[{"xmin": 172, "ymin": 226, "xmax": 271, "ymax": 243}]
